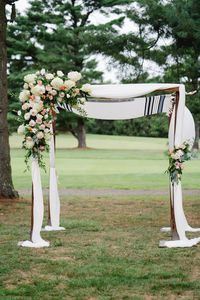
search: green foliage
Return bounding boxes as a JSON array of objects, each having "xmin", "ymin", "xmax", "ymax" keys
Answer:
[{"xmin": 86, "ymin": 114, "xmax": 168, "ymax": 138}]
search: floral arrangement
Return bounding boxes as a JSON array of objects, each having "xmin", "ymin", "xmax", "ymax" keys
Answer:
[
  {"xmin": 17, "ymin": 69, "xmax": 92, "ymax": 170},
  {"xmin": 166, "ymin": 142, "xmax": 191, "ymax": 184}
]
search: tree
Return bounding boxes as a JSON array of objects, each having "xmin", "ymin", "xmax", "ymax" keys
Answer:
[
  {"xmin": 8, "ymin": 0, "xmax": 133, "ymax": 147},
  {"xmin": 0, "ymin": 0, "xmax": 18, "ymax": 198},
  {"xmin": 126, "ymin": 0, "xmax": 200, "ymax": 148}
]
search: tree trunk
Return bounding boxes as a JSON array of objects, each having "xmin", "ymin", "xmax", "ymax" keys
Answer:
[
  {"xmin": 193, "ymin": 120, "xmax": 199, "ymax": 150},
  {"xmin": 77, "ymin": 117, "xmax": 86, "ymax": 148},
  {"xmin": 0, "ymin": 0, "xmax": 18, "ymax": 198}
]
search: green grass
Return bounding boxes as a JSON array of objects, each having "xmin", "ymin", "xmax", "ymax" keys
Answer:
[
  {"xmin": 1, "ymin": 195, "xmax": 200, "ymax": 299},
  {"xmin": 10, "ymin": 133, "xmax": 200, "ymax": 190},
  {"xmin": 1, "ymin": 134, "xmax": 200, "ymax": 299}
]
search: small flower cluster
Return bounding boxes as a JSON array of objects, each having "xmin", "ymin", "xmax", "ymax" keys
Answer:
[
  {"xmin": 166, "ymin": 142, "xmax": 191, "ymax": 184},
  {"xmin": 17, "ymin": 69, "xmax": 91, "ymax": 169}
]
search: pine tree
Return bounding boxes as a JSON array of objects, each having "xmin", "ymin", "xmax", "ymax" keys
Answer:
[
  {"xmin": 0, "ymin": 0, "xmax": 18, "ymax": 198},
  {"xmin": 8, "ymin": 0, "xmax": 133, "ymax": 147}
]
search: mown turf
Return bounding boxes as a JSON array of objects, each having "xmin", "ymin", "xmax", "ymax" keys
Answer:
[
  {"xmin": 0, "ymin": 195, "xmax": 200, "ymax": 299},
  {"xmin": 9, "ymin": 134, "xmax": 200, "ymax": 190}
]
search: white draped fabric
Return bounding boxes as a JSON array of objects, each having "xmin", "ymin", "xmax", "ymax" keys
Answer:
[{"xmin": 25, "ymin": 83, "xmax": 200, "ymax": 248}]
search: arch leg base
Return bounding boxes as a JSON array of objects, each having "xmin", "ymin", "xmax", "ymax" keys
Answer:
[
  {"xmin": 161, "ymin": 226, "xmax": 200, "ymax": 233},
  {"xmin": 18, "ymin": 239, "xmax": 50, "ymax": 248},
  {"xmin": 159, "ymin": 237, "xmax": 200, "ymax": 248},
  {"xmin": 42, "ymin": 225, "xmax": 65, "ymax": 231}
]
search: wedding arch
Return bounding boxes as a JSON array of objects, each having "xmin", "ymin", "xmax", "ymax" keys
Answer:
[{"xmin": 17, "ymin": 77, "xmax": 200, "ymax": 248}]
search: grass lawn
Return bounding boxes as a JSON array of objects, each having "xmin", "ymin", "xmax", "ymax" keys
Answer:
[
  {"xmin": 1, "ymin": 195, "xmax": 200, "ymax": 299},
  {"xmin": 1, "ymin": 133, "xmax": 199, "ymax": 299},
  {"xmin": 9, "ymin": 133, "xmax": 200, "ymax": 191}
]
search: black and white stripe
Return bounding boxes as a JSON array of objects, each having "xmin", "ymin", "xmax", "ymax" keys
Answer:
[{"xmin": 144, "ymin": 95, "xmax": 166, "ymax": 116}]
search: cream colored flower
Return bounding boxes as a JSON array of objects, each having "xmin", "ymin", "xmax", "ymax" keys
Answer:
[
  {"xmin": 68, "ymin": 71, "xmax": 82, "ymax": 82},
  {"xmin": 19, "ymin": 90, "xmax": 30, "ymax": 102},
  {"xmin": 45, "ymin": 73, "xmax": 54, "ymax": 80},
  {"xmin": 51, "ymin": 77, "xmax": 64, "ymax": 90},
  {"xmin": 81, "ymin": 83, "xmax": 92, "ymax": 94},
  {"xmin": 31, "ymin": 84, "xmax": 45, "ymax": 96},
  {"xmin": 25, "ymin": 140, "xmax": 35, "ymax": 149},
  {"xmin": 24, "ymin": 74, "xmax": 36, "ymax": 84},
  {"xmin": 29, "ymin": 120, "xmax": 36, "ymax": 127},
  {"xmin": 17, "ymin": 125, "xmax": 25, "ymax": 135},
  {"xmin": 64, "ymin": 80, "xmax": 75, "ymax": 89},
  {"xmin": 24, "ymin": 112, "xmax": 31, "ymax": 120},
  {"xmin": 57, "ymin": 70, "xmax": 64, "ymax": 77},
  {"xmin": 22, "ymin": 103, "xmax": 30, "ymax": 110},
  {"xmin": 36, "ymin": 131, "xmax": 44, "ymax": 139}
]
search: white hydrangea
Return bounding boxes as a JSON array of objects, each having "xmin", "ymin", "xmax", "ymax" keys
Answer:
[
  {"xmin": 19, "ymin": 90, "xmax": 30, "ymax": 102},
  {"xmin": 57, "ymin": 70, "xmax": 64, "ymax": 77},
  {"xmin": 81, "ymin": 83, "xmax": 92, "ymax": 94},
  {"xmin": 17, "ymin": 124, "xmax": 25, "ymax": 135},
  {"xmin": 68, "ymin": 71, "xmax": 82, "ymax": 82},
  {"xmin": 64, "ymin": 80, "xmax": 75, "ymax": 89},
  {"xmin": 51, "ymin": 77, "xmax": 64, "ymax": 90},
  {"xmin": 45, "ymin": 73, "xmax": 54, "ymax": 80},
  {"xmin": 24, "ymin": 74, "xmax": 36, "ymax": 84}
]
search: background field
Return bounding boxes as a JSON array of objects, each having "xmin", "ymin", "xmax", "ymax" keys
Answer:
[{"xmin": 9, "ymin": 134, "xmax": 200, "ymax": 191}]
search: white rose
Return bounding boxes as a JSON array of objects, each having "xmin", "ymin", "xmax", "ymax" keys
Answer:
[
  {"xmin": 31, "ymin": 84, "xmax": 45, "ymax": 96},
  {"xmin": 29, "ymin": 120, "xmax": 36, "ymax": 127},
  {"xmin": 17, "ymin": 125, "xmax": 25, "ymax": 135},
  {"xmin": 67, "ymin": 71, "xmax": 82, "ymax": 82},
  {"xmin": 51, "ymin": 77, "xmax": 64, "ymax": 90},
  {"xmin": 57, "ymin": 97, "xmax": 63, "ymax": 102},
  {"xmin": 30, "ymin": 109, "xmax": 37, "ymax": 116},
  {"xmin": 17, "ymin": 110, "xmax": 22, "ymax": 116},
  {"xmin": 24, "ymin": 113, "xmax": 31, "ymax": 120},
  {"xmin": 64, "ymin": 80, "xmax": 75, "ymax": 90},
  {"xmin": 57, "ymin": 70, "xmax": 64, "ymax": 77},
  {"xmin": 37, "ymin": 131, "xmax": 44, "ymax": 139},
  {"xmin": 22, "ymin": 103, "xmax": 29, "ymax": 110},
  {"xmin": 81, "ymin": 83, "xmax": 92, "ymax": 94},
  {"xmin": 19, "ymin": 90, "xmax": 30, "ymax": 102},
  {"xmin": 40, "ymin": 68, "xmax": 46, "ymax": 75},
  {"xmin": 45, "ymin": 73, "xmax": 54, "ymax": 80},
  {"xmin": 25, "ymin": 140, "xmax": 35, "ymax": 149},
  {"xmin": 37, "ymin": 114, "xmax": 43, "ymax": 120},
  {"xmin": 23, "ymin": 83, "xmax": 29, "ymax": 89},
  {"xmin": 51, "ymin": 89, "xmax": 57, "ymax": 96},
  {"xmin": 24, "ymin": 74, "xmax": 36, "ymax": 84},
  {"xmin": 44, "ymin": 128, "xmax": 50, "ymax": 133}
]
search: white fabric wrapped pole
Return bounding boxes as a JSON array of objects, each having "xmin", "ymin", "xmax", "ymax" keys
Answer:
[
  {"xmin": 18, "ymin": 158, "xmax": 49, "ymax": 248},
  {"xmin": 44, "ymin": 125, "xmax": 65, "ymax": 231},
  {"xmin": 160, "ymin": 85, "xmax": 200, "ymax": 247}
]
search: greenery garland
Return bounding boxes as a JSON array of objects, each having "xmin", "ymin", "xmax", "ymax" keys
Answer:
[{"xmin": 17, "ymin": 69, "xmax": 91, "ymax": 170}]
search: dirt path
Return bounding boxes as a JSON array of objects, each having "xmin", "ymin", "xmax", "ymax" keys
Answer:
[{"xmin": 18, "ymin": 188, "xmax": 200, "ymax": 197}]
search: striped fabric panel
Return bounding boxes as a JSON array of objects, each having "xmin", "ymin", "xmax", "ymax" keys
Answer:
[{"xmin": 144, "ymin": 95, "xmax": 166, "ymax": 116}]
